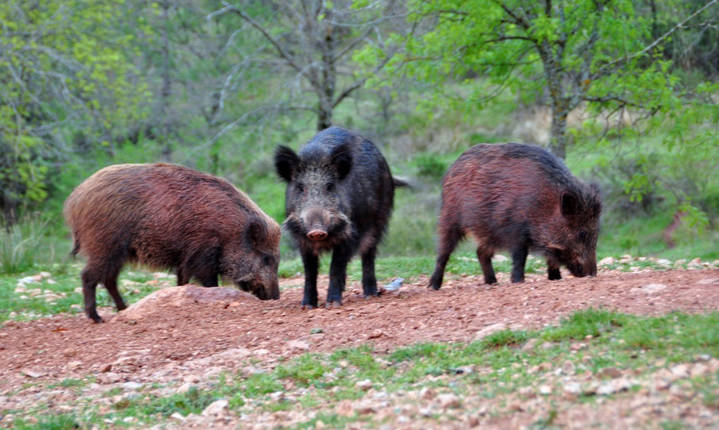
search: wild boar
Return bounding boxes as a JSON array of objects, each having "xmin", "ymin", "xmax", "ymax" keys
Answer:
[
  {"xmin": 429, "ymin": 143, "xmax": 601, "ymax": 289},
  {"xmin": 274, "ymin": 126, "xmax": 405, "ymax": 307},
  {"xmin": 64, "ymin": 163, "xmax": 281, "ymax": 322}
]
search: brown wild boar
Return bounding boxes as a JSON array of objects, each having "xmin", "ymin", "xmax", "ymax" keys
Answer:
[
  {"xmin": 429, "ymin": 143, "xmax": 601, "ymax": 289},
  {"xmin": 64, "ymin": 163, "xmax": 281, "ymax": 322}
]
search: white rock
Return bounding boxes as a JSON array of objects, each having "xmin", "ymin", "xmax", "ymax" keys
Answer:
[
  {"xmin": 202, "ymin": 399, "xmax": 229, "ymax": 417},
  {"xmin": 177, "ymin": 383, "xmax": 194, "ymax": 394},
  {"xmin": 538, "ymin": 385, "xmax": 553, "ymax": 395},
  {"xmin": 355, "ymin": 379, "xmax": 373, "ymax": 391},
  {"xmin": 599, "ymin": 256, "xmax": 615, "ymax": 266},
  {"xmin": 287, "ymin": 340, "xmax": 310, "ymax": 352},
  {"xmin": 656, "ymin": 259, "xmax": 672, "ymax": 267},
  {"xmin": 474, "ymin": 322, "xmax": 508, "ymax": 340},
  {"xmin": 633, "ymin": 283, "xmax": 667, "ymax": 294},
  {"xmin": 121, "ymin": 382, "xmax": 143, "ymax": 391},
  {"xmin": 563, "ymin": 382, "xmax": 581, "ymax": 394},
  {"xmin": 494, "ymin": 254, "xmax": 509, "ymax": 263},
  {"xmin": 437, "ymin": 393, "xmax": 461, "ymax": 408}
]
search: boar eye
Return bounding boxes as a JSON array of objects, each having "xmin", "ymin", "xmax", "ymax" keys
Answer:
[
  {"xmin": 326, "ymin": 182, "xmax": 335, "ymax": 192},
  {"xmin": 578, "ymin": 231, "xmax": 588, "ymax": 242},
  {"xmin": 296, "ymin": 183, "xmax": 305, "ymax": 193},
  {"xmin": 262, "ymin": 255, "xmax": 274, "ymax": 266}
]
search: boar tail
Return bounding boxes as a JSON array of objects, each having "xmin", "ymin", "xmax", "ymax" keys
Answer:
[
  {"xmin": 393, "ymin": 176, "xmax": 412, "ymax": 189},
  {"xmin": 70, "ymin": 238, "xmax": 80, "ymax": 258}
]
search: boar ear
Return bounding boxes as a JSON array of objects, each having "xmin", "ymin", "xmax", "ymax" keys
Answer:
[
  {"xmin": 331, "ymin": 143, "xmax": 352, "ymax": 181},
  {"xmin": 246, "ymin": 219, "xmax": 266, "ymax": 248},
  {"xmin": 274, "ymin": 146, "xmax": 300, "ymax": 183},
  {"xmin": 561, "ymin": 192, "xmax": 580, "ymax": 218}
]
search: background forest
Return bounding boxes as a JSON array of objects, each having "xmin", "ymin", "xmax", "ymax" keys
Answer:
[{"xmin": 1, "ymin": 0, "xmax": 718, "ymax": 275}]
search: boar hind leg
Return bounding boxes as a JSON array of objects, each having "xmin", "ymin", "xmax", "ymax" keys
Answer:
[
  {"xmin": 81, "ymin": 265, "xmax": 103, "ymax": 323},
  {"xmin": 301, "ymin": 252, "xmax": 319, "ymax": 308},
  {"xmin": 361, "ymin": 246, "xmax": 378, "ymax": 297},
  {"xmin": 547, "ymin": 259, "xmax": 562, "ymax": 280},
  {"xmin": 176, "ymin": 267, "xmax": 189, "ymax": 285},
  {"xmin": 477, "ymin": 248, "xmax": 497, "ymax": 285},
  {"xmin": 327, "ymin": 245, "xmax": 352, "ymax": 306},
  {"xmin": 103, "ymin": 264, "xmax": 126, "ymax": 312},
  {"xmin": 510, "ymin": 245, "xmax": 528, "ymax": 283},
  {"xmin": 429, "ymin": 225, "xmax": 462, "ymax": 290}
]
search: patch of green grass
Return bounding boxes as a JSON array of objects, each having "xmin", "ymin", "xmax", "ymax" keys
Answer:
[
  {"xmin": 481, "ymin": 329, "xmax": 530, "ymax": 348},
  {"xmin": 131, "ymin": 386, "xmax": 217, "ymax": 418},
  {"xmin": 276, "ymin": 354, "xmax": 330, "ymax": 387},
  {"xmin": 11, "ymin": 413, "xmax": 80, "ymax": 430},
  {"xmin": 241, "ymin": 373, "xmax": 283, "ymax": 397},
  {"xmin": 542, "ymin": 308, "xmax": 628, "ymax": 342}
]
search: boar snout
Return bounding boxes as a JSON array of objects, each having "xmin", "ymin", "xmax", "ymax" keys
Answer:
[{"xmin": 307, "ymin": 229, "xmax": 328, "ymax": 241}]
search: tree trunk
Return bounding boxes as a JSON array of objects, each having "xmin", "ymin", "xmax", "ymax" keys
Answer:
[
  {"xmin": 159, "ymin": 0, "xmax": 173, "ymax": 159},
  {"xmin": 549, "ymin": 104, "xmax": 568, "ymax": 159},
  {"xmin": 316, "ymin": 10, "xmax": 336, "ymax": 131}
]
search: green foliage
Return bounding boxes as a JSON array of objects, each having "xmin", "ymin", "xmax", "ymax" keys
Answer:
[
  {"xmin": 0, "ymin": 0, "xmax": 150, "ymax": 222},
  {"xmin": 0, "ymin": 216, "xmax": 50, "ymax": 274}
]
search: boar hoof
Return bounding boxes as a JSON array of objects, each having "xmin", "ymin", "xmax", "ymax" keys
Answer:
[
  {"xmin": 301, "ymin": 303, "xmax": 317, "ymax": 310},
  {"xmin": 325, "ymin": 300, "xmax": 342, "ymax": 309}
]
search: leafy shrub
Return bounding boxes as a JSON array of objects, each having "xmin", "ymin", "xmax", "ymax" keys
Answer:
[{"xmin": 0, "ymin": 215, "xmax": 49, "ymax": 274}]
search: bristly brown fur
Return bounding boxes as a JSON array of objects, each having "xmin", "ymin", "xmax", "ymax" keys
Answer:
[
  {"xmin": 64, "ymin": 163, "xmax": 281, "ymax": 322},
  {"xmin": 429, "ymin": 143, "xmax": 601, "ymax": 289}
]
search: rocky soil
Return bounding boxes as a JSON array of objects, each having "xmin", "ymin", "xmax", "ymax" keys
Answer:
[{"xmin": 1, "ymin": 267, "xmax": 719, "ymax": 428}]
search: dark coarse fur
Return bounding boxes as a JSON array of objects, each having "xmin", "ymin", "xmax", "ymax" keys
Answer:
[
  {"xmin": 275, "ymin": 126, "xmax": 403, "ymax": 307},
  {"xmin": 64, "ymin": 163, "xmax": 281, "ymax": 322},
  {"xmin": 429, "ymin": 143, "xmax": 601, "ymax": 289}
]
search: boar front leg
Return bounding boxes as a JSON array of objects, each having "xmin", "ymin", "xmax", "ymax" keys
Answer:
[
  {"xmin": 327, "ymin": 245, "xmax": 352, "ymax": 306},
  {"xmin": 301, "ymin": 251, "xmax": 319, "ymax": 308},
  {"xmin": 361, "ymin": 246, "xmax": 378, "ymax": 297}
]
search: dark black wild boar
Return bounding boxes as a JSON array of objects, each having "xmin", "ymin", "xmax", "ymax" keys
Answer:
[
  {"xmin": 429, "ymin": 143, "xmax": 601, "ymax": 289},
  {"xmin": 275, "ymin": 126, "xmax": 405, "ymax": 307},
  {"xmin": 64, "ymin": 163, "xmax": 281, "ymax": 322}
]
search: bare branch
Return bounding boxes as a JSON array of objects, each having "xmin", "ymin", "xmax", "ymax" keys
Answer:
[{"xmin": 596, "ymin": 0, "xmax": 718, "ymax": 77}]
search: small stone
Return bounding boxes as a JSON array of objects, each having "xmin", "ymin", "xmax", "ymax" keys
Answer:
[
  {"xmin": 522, "ymin": 338, "xmax": 540, "ymax": 351},
  {"xmin": 355, "ymin": 379, "xmax": 373, "ymax": 391},
  {"xmin": 636, "ymin": 283, "xmax": 667, "ymax": 294},
  {"xmin": 352, "ymin": 401, "xmax": 376, "ymax": 415},
  {"xmin": 437, "ymin": 393, "xmax": 461, "ymax": 408},
  {"xmin": 538, "ymin": 385, "xmax": 552, "ymax": 395},
  {"xmin": 170, "ymin": 412, "xmax": 185, "ymax": 421},
  {"xmin": 598, "ymin": 367, "xmax": 622, "ymax": 379},
  {"xmin": 670, "ymin": 363, "xmax": 690, "ymax": 379},
  {"xmin": 202, "ymin": 399, "xmax": 229, "ymax": 417},
  {"xmin": 67, "ymin": 361, "xmax": 82, "ymax": 370},
  {"xmin": 562, "ymin": 360, "xmax": 576, "ymax": 374},
  {"xmin": 21, "ymin": 369, "xmax": 45, "ymax": 378},
  {"xmin": 287, "ymin": 340, "xmax": 311, "ymax": 351},
  {"xmin": 121, "ymin": 382, "xmax": 143, "ymax": 391},
  {"xmin": 100, "ymin": 363, "xmax": 113, "ymax": 373},
  {"xmin": 474, "ymin": 322, "xmax": 508, "ymax": 340},
  {"xmin": 368, "ymin": 329, "xmax": 384, "ymax": 339},
  {"xmin": 599, "ymin": 256, "xmax": 615, "ymax": 266},
  {"xmin": 420, "ymin": 387, "xmax": 436, "ymax": 400},
  {"xmin": 564, "ymin": 381, "xmax": 582, "ymax": 394},
  {"xmin": 336, "ymin": 400, "xmax": 353, "ymax": 417},
  {"xmin": 177, "ymin": 383, "xmax": 194, "ymax": 394}
]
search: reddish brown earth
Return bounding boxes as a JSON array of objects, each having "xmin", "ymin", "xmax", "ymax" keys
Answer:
[{"xmin": 1, "ymin": 268, "xmax": 718, "ymax": 394}]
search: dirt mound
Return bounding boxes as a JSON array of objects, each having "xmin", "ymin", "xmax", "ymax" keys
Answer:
[
  {"xmin": 1, "ymin": 269, "xmax": 718, "ymax": 392},
  {"xmin": 115, "ymin": 285, "xmax": 258, "ymax": 321}
]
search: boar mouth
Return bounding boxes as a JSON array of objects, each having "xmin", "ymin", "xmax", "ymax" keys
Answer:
[
  {"xmin": 566, "ymin": 263, "xmax": 587, "ymax": 278},
  {"xmin": 237, "ymin": 280, "xmax": 277, "ymax": 300}
]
